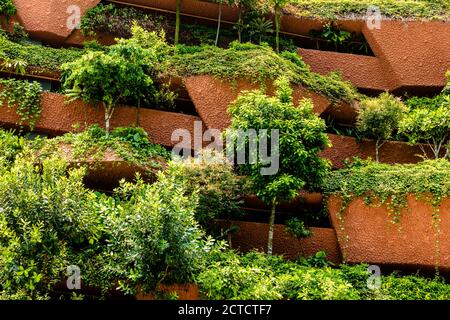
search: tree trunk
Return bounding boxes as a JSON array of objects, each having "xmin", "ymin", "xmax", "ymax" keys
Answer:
[
  {"xmin": 237, "ymin": 6, "xmax": 242, "ymax": 43},
  {"xmin": 275, "ymin": 6, "xmax": 280, "ymax": 53},
  {"xmin": 215, "ymin": 3, "xmax": 222, "ymax": 46},
  {"xmin": 103, "ymin": 103, "xmax": 114, "ymax": 136},
  {"xmin": 375, "ymin": 139, "xmax": 383, "ymax": 162},
  {"xmin": 267, "ymin": 200, "xmax": 276, "ymax": 256},
  {"xmin": 135, "ymin": 98, "xmax": 141, "ymax": 127},
  {"xmin": 175, "ymin": 0, "xmax": 181, "ymax": 45}
]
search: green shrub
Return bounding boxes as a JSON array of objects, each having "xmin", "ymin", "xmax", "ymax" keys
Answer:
[
  {"xmin": 102, "ymin": 173, "xmax": 214, "ymax": 295},
  {"xmin": 197, "ymin": 250, "xmax": 450, "ymax": 300},
  {"xmin": 0, "ymin": 129, "xmax": 25, "ymax": 163},
  {"xmin": 285, "ymin": 217, "xmax": 312, "ymax": 238},
  {"xmin": 165, "ymin": 150, "xmax": 247, "ymax": 227},
  {"xmin": 0, "ymin": 157, "xmax": 103, "ymax": 299},
  {"xmin": 0, "ymin": 0, "xmax": 16, "ymax": 17},
  {"xmin": 381, "ymin": 274, "xmax": 450, "ymax": 300},
  {"xmin": 356, "ymin": 92, "xmax": 407, "ymax": 162}
]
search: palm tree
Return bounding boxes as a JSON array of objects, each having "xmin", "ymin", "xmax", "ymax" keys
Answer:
[{"xmin": 175, "ymin": 0, "xmax": 181, "ymax": 45}]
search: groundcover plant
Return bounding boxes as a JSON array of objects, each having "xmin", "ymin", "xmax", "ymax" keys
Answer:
[{"xmin": 0, "ymin": 0, "xmax": 448, "ymax": 309}]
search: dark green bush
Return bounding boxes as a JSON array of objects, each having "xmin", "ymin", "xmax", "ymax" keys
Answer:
[
  {"xmin": 165, "ymin": 150, "xmax": 248, "ymax": 226},
  {"xmin": 0, "ymin": 0, "xmax": 16, "ymax": 17},
  {"xmin": 101, "ymin": 172, "xmax": 214, "ymax": 295},
  {"xmin": 0, "ymin": 156, "xmax": 103, "ymax": 299}
]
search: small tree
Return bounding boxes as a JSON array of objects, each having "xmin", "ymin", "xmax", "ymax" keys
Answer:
[
  {"xmin": 399, "ymin": 101, "xmax": 450, "ymax": 159},
  {"xmin": 356, "ymin": 92, "xmax": 407, "ymax": 162},
  {"xmin": 61, "ymin": 44, "xmax": 153, "ymax": 135},
  {"xmin": 228, "ymin": 78, "xmax": 330, "ymax": 255},
  {"xmin": 271, "ymin": 0, "xmax": 289, "ymax": 53}
]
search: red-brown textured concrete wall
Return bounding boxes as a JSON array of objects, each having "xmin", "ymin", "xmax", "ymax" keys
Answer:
[
  {"xmin": 363, "ymin": 20, "xmax": 450, "ymax": 91},
  {"xmin": 120, "ymin": 0, "xmax": 239, "ymax": 22},
  {"xmin": 300, "ymin": 20, "xmax": 450, "ymax": 93},
  {"xmin": 321, "ymin": 134, "xmax": 438, "ymax": 168},
  {"xmin": 13, "ymin": 0, "xmax": 101, "ymax": 43},
  {"xmin": 328, "ymin": 195, "xmax": 450, "ymax": 270},
  {"xmin": 0, "ymin": 90, "xmax": 201, "ymax": 148},
  {"xmin": 298, "ymin": 49, "xmax": 391, "ymax": 92},
  {"xmin": 215, "ymin": 220, "xmax": 342, "ymax": 264},
  {"xmin": 184, "ymin": 75, "xmax": 337, "ymax": 132}
]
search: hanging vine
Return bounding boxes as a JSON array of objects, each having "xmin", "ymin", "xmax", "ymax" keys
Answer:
[{"xmin": 0, "ymin": 79, "xmax": 42, "ymax": 130}]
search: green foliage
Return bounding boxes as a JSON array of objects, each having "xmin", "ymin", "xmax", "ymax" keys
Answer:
[
  {"xmin": 229, "ymin": 77, "xmax": 331, "ymax": 205},
  {"xmin": 81, "ymin": 3, "xmax": 167, "ymax": 38},
  {"xmin": 297, "ymin": 251, "xmax": 331, "ymax": 268},
  {"xmin": 308, "ymin": 22, "xmax": 370, "ymax": 55},
  {"xmin": 10, "ymin": 23, "xmax": 28, "ymax": 42},
  {"xmin": 0, "ymin": 34, "xmax": 84, "ymax": 72},
  {"xmin": 165, "ymin": 150, "xmax": 247, "ymax": 226},
  {"xmin": 197, "ymin": 249, "xmax": 450, "ymax": 300},
  {"xmin": 0, "ymin": 78, "xmax": 42, "ymax": 130},
  {"xmin": 81, "ymin": 3, "xmax": 235, "ymax": 47},
  {"xmin": 285, "ymin": 217, "xmax": 312, "ymax": 238},
  {"xmin": 166, "ymin": 41, "xmax": 359, "ymax": 102},
  {"xmin": 61, "ymin": 45, "xmax": 152, "ymax": 133},
  {"xmin": 102, "ymin": 173, "xmax": 214, "ymax": 295},
  {"xmin": 405, "ymin": 94, "xmax": 448, "ymax": 111},
  {"xmin": 309, "ymin": 22, "xmax": 351, "ymax": 50},
  {"xmin": 399, "ymin": 98, "xmax": 450, "ymax": 159},
  {"xmin": 228, "ymin": 77, "xmax": 330, "ymax": 254},
  {"xmin": 323, "ymin": 159, "xmax": 450, "ymax": 222},
  {"xmin": 381, "ymin": 274, "xmax": 450, "ymax": 300},
  {"xmin": 286, "ymin": 0, "xmax": 450, "ymax": 20},
  {"xmin": 0, "ymin": 0, "xmax": 16, "ymax": 17},
  {"xmin": 0, "ymin": 157, "xmax": 103, "ymax": 299},
  {"xmin": 0, "ymin": 129, "xmax": 25, "ymax": 163},
  {"xmin": 34, "ymin": 124, "xmax": 170, "ymax": 168},
  {"xmin": 356, "ymin": 92, "xmax": 408, "ymax": 161}
]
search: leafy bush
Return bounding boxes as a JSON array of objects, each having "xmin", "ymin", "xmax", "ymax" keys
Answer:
[
  {"xmin": 0, "ymin": 129, "xmax": 25, "ymax": 163},
  {"xmin": 0, "ymin": 157, "xmax": 103, "ymax": 299},
  {"xmin": 101, "ymin": 173, "xmax": 214, "ymax": 295},
  {"xmin": 0, "ymin": 78, "xmax": 42, "ymax": 129},
  {"xmin": 165, "ymin": 150, "xmax": 247, "ymax": 226},
  {"xmin": 399, "ymin": 99, "xmax": 450, "ymax": 159},
  {"xmin": 356, "ymin": 92, "xmax": 407, "ymax": 162},
  {"xmin": 323, "ymin": 159, "xmax": 450, "ymax": 221},
  {"xmin": 166, "ymin": 41, "xmax": 359, "ymax": 103},
  {"xmin": 0, "ymin": 0, "xmax": 16, "ymax": 17},
  {"xmin": 285, "ymin": 217, "xmax": 312, "ymax": 238}
]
